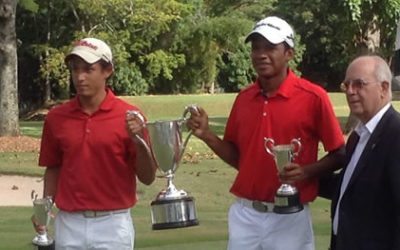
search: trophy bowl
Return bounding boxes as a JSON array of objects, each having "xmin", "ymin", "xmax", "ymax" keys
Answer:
[
  {"xmin": 264, "ymin": 138, "xmax": 304, "ymax": 214},
  {"xmin": 127, "ymin": 105, "xmax": 199, "ymax": 230}
]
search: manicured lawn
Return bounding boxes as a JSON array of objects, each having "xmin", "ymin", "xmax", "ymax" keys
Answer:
[
  {"xmin": 2, "ymin": 92, "xmax": 400, "ymax": 249},
  {"xmin": 0, "ymin": 158, "xmax": 331, "ymax": 250}
]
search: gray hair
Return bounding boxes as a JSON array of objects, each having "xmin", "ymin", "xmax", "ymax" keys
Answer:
[
  {"xmin": 373, "ymin": 55, "xmax": 393, "ymax": 99},
  {"xmin": 373, "ymin": 56, "xmax": 392, "ymax": 82},
  {"xmin": 354, "ymin": 55, "xmax": 393, "ymax": 99}
]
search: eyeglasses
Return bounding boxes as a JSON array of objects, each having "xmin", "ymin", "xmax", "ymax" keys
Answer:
[{"xmin": 340, "ymin": 79, "xmax": 372, "ymax": 92}]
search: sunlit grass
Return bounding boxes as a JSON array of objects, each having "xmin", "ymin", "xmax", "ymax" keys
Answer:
[{"xmin": 3, "ymin": 92, "xmax": 400, "ymax": 249}]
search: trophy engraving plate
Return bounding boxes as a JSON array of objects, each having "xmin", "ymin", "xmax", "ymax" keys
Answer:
[{"xmin": 274, "ymin": 197, "xmax": 289, "ymax": 207}]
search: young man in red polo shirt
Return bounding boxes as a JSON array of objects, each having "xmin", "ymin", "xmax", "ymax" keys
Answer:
[
  {"xmin": 187, "ymin": 16, "xmax": 345, "ymax": 250},
  {"xmin": 33, "ymin": 38, "xmax": 157, "ymax": 249}
]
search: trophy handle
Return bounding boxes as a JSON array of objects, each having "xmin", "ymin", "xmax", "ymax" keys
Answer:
[
  {"xmin": 264, "ymin": 137, "xmax": 275, "ymax": 156},
  {"xmin": 126, "ymin": 110, "xmax": 158, "ymax": 167},
  {"xmin": 126, "ymin": 110, "xmax": 149, "ymax": 147},
  {"xmin": 31, "ymin": 190, "xmax": 38, "ymax": 202},
  {"xmin": 290, "ymin": 138, "xmax": 302, "ymax": 160},
  {"xmin": 45, "ymin": 196, "xmax": 54, "ymax": 211},
  {"xmin": 179, "ymin": 105, "xmax": 199, "ymax": 159}
]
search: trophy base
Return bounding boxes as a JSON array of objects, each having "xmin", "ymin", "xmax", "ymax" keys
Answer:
[
  {"xmin": 32, "ymin": 234, "xmax": 54, "ymax": 247},
  {"xmin": 273, "ymin": 192, "xmax": 304, "ymax": 214},
  {"xmin": 150, "ymin": 196, "xmax": 199, "ymax": 230},
  {"xmin": 32, "ymin": 241, "xmax": 55, "ymax": 250},
  {"xmin": 152, "ymin": 220, "xmax": 199, "ymax": 230}
]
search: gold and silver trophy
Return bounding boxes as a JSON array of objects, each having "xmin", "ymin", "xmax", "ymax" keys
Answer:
[
  {"xmin": 127, "ymin": 105, "xmax": 199, "ymax": 230},
  {"xmin": 31, "ymin": 190, "xmax": 54, "ymax": 249},
  {"xmin": 264, "ymin": 138, "xmax": 303, "ymax": 214}
]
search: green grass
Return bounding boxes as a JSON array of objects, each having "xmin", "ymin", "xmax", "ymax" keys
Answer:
[
  {"xmin": 0, "ymin": 152, "xmax": 42, "ymax": 176},
  {"xmin": 19, "ymin": 121, "xmax": 44, "ymax": 138},
  {"xmin": 3, "ymin": 92, "xmax": 400, "ymax": 250},
  {"xmin": 121, "ymin": 94, "xmax": 235, "ymax": 121},
  {"xmin": 0, "ymin": 159, "xmax": 331, "ymax": 250}
]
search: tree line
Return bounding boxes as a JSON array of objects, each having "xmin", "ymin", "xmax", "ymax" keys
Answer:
[{"xmin": 9, "ymin": 0, "xmax": 400, "ymax": 114}]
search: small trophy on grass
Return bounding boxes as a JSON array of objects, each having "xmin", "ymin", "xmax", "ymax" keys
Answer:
[{"xmin": 31, "ymin": 190, "xmax": 55, "ymax": 249}]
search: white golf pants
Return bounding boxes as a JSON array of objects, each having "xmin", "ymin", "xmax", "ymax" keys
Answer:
[
  {"xmin": 227, "ymin": 199, "xmax": 315, "ymax": 250},
  {"xmin": 54, "ymin": 210, "xmax": 134, "ymax": 250}
]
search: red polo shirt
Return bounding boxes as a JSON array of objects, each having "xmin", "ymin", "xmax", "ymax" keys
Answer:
[
  {"xmin": 225, "ymin": 70, "xmax": 344, "ymax": 203},
  {"xmin": 39, "ymin": 89, "xmax": 144, "ymax": 211}
]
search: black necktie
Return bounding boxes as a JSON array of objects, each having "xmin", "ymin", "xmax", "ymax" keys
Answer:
[{"xmin": 346, "ymin": 132, "xmax": 360, "ymax": 159}]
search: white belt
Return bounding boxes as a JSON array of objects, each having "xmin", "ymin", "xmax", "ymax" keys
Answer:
[
  {"xmin": 77, "ymin": 209, "xmax": 129, "ymax": 218},
  {"xmin": 236, "ymin": 198, "xmax": 274, "ymax": 213}
]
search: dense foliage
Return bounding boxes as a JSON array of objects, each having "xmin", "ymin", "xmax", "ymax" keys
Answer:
[{"xmin": 15, "ymin": 0, "xmax": 400, "ymax": 111}]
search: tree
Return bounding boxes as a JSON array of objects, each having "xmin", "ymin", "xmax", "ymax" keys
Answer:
[
  {"xmin": 17, "ymin": 0, "xmax": 192, "ymax": 97},
  {"xmin": 169, "ymin": 0, "xmax": 279, "ymax": 94},
  {"xmin": 0, "ymin": 0, "xmax": 19, "ymax": 136},
  {"xmin": 274, "ymin": 0, "xmax": 400, "ymax": 90}
]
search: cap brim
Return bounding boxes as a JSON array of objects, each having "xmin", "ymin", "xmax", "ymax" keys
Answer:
[
  {"xmin": 245, "ymin": 29, "xmax": 285, "ymax": 44},
  {"xmin": 66, "ymin": 48, "xmax": 101, "ymax": 64}
]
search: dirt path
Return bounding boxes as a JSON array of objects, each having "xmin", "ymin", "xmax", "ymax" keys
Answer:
[
  {"xmin": 0, "ymin": 175, "xmax": 43, "ymax": 206},
  {"xmin": 0, "ymin": 135, "xmax": 43, "ymax": 206}
]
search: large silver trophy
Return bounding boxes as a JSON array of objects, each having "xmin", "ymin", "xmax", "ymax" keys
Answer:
[
  {"xmin": 127, "ymin": 105, "xmax": 199, "ymax": 230},
  {"xmin": 264, "ymin": 138, "xmax": 303, "ymax": 214},
  {"xmin": 31, "ymin": 190, "xmax": 54, "ymax": 249}
]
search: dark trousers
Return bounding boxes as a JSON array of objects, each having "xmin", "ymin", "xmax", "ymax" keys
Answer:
[{"xmin": 329, "ymin": 234, "xmax": 336, "ymax": 250}]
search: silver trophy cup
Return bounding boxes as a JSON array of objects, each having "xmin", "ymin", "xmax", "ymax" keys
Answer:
[
  {"xmin": 127, "ymin": 105, "xmax": 199, "ymax": 230},
  {"xmin": 264, "ymin": 138, "xmax": 304, "ymax": 214},
  {"xmin": 31, "ymin": 191, "xmax": 54, "ymax": 247}
]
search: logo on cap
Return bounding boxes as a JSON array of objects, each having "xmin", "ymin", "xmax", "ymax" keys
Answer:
[{"xmin": 73, "ymin": 40, "xmax": 98, "ymax": 50}]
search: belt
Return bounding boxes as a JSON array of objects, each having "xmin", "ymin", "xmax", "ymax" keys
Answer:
[
  {"xmin": 79, "ymin": 209, "xmax": 129, "ymax": 218},
  {"xmin": 237, "ymin": 198, "xmax": 274, "ymax": 213}
]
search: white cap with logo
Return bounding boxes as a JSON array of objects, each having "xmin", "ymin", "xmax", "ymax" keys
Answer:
[
  {"xmin": 245, "ymin": 16, "xmax": 295, "ymax": 48},
  {"xmin": 66, "ymin": 37, "xmax": 113, "ymax": 64}
]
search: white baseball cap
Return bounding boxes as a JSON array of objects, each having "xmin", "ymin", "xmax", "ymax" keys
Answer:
[
  {"xmin": 66, "ymin": 37, "xmax": 113, "ymax": 64},
  {"xmin": 245, "ymin": 16, "xmax": 295, "ymax": 48}
]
